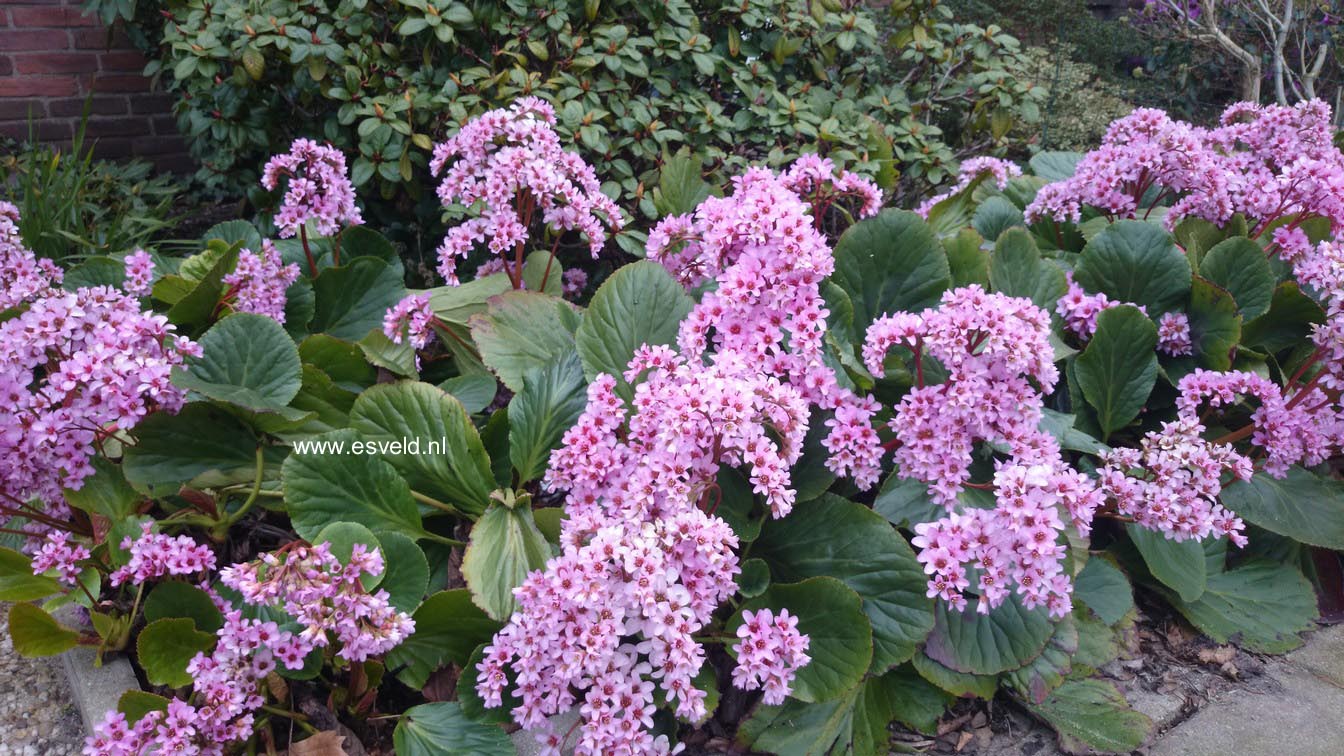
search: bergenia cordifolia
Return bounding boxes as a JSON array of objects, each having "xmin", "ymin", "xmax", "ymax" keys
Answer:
[
  {"xmin": 1024, "ymin": 99, "xmax": 1344, "ymax": 233},
  {"xmin": 0, "ymin": 199, "xmax": 63, "ymax": 309},
  {"xmin": 261, "ymin": 138, "xmax": 363, "ymax": 239},
  {"xmin": 477, "ymin": 162, "xmax": 879, "ymax": 754},
  {"xmin": 0, "ymin": 223, "xmax": 198, "ymax": 526},
  {"xmin": 1056, "ymin": 274, "xmax": 1190, "ymax": 355},
  {"xmin": 31, "ymin": 531, "xmax": 90, "ymax": 586},
  {"xmin": 779, "ymin": 153, "xmax": 883, "ymax": 226},
  {"xmin": 863, "ymin": 286, "xmax": 1103, "ymax": 616},
  {"xmin": 109, "ymin": 523, "xmax": 218, "ymax": 587},
  {"xmin": 1289, "ymin": 239, "xmax": 1344, "ymax": 390},
  {"xmin": 383, "ymin": 292, "xmax": 435, "ymax": 350},
  {"xmin": 915, "ymin": 156, "xmax": 1023, "ymax": 218},
  {"xmin": 122, "ymin": 249, "xmax": 155, "ymax": 297},
  {"xmin": 87, "ymin": 544, "xmax": 412, "ymax": 755},
  {"xmin": 731, "ymin": 609, "xmax": 810, "ymax": 705},
  {"xmin": 429, "ymin": 96, "xmax": 622, "ymax": 287},
  {"xmin": 222, "ymin": 240, "xmax": 300, "ymax": 324}
]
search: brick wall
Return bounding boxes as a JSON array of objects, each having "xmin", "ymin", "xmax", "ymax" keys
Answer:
[{"xmin": 0, "ymin": 0, "xmax": 191, "ymax": 171}]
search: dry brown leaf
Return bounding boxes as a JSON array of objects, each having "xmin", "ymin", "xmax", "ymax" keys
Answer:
[
  {"xmin": 955, "ymin": 731, "xmax": 974, "ymax": 752},
  {"xmin": 1197, "ymin": 645, "xmax": 1236, "ymax": 665},
  {"xmin": 284, "ymin": 731, "xmax": 348, "ymax": 756}
]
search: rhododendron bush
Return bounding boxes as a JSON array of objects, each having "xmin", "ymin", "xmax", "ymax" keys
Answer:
[{"xmin": 4, "ymin": 97, "xmax": 1343, "ymax": 756}]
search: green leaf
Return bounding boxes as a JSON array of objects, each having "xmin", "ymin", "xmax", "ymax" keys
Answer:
[
  {"xmin": 1075, "ymin": 220, "xmax": 1191, "ymax": 314},
  {"xmin": 461, "ymin": 502, "xmax": 551, "ymax": 621},
  {"xmin": 9, "ymin": 604, "xmax": 79, "ymax": 657},
  {"xmin": 62, "ymin": 256, "xmax": 125, "ymax": 290},
  {"xmin": 735, "ymin": 675, "xmax": 896, "ymax": 756},
  {"xmin": 1074, "ymin": 305, "xmax": 1157, "ymax": 438},
  {"xmin": 832, "ymin": 209, "xmax": 951, "ymax": 333},
  {"xmin": 989, "ymin": 228, "xmax": 1067, "ymax": 311},
  {"xmin": 1241, "ymin": 282, "xmax": 1325, "ymax": 353},
  {"xmin": 137, "ymin": 618, "xmax": 216, "ymax": 687},
  {"xmin": 873, "ymin": 473, "xmax": 942, "ymax": 528},
  {"xmin": 653, "ymin": 149, "xmax": 713, "ymax": 215},
  {"xmin": 358, "ymin": 329, "xmax": 417, "ymax": 377},
  {"xmin": 339, "ymin": 226, "xmax": 403, "ymax": 275},
  {"xmin": 201, "ymin": 220, "xmax": 262, "ymax": 251},
  {"xmin": 0, "ymin": 547, "xmax": 62, "ymax": 601},
  {"xmin": 165, "ymin": 244, "xmax": 241, "ymax": 334},
  {"xmin": 282, "ymin": 428, "xmax": 427, "ymax": 541},
  {"xmin": 1220, "ymin": 466, "xmax": 1344, "ymax": 550},
  {"xmin": 459, "ymin": 643, "xmax": 516, "ymax": 724},
  {"xmin": 1180, "ymin": 275, "xmax": 1241, "ymax": 371},
  {"xmin": 349, "ymin": 381, "xmax": 495, "ymax": 516},
  {"xmin": 122, "ymin": 404, "xmax": 258, "ymax": 496},
  {"xmin": 1004, "ymin": 616, "xmax": 1077, "ymax": 703},
  {"xmin": 173, "ymin": 313, "xmax": 302, "ymax": 411},
  {"xmin": 1127, "ymin": 524, "xmax": 1205, "ymax": 602},
  {"xmin": 944, "ymin": 228, "xmax": 990, "ymax": 288},
  {"xmin": 922, "ymin": 593, "xmax": 1054, "ymax": 675},
  {"xmin": 143, "ymin": 582, "xmax": 225, "ymax": 633},
  {"xmin": 730, "ymin": 576, "xmax": 873, "ymax": 703},
  {"xmin": 1029, "ymin": 151, "xmax": 1082, "ymax": 181},
  {"xmin": 883, "ymin": 664, "xmax": 954, "ymax": 734},
  {"xmin": 575, "ymin": 260, "xmax": 693, "ymax": 397},
  {"xmin": 1165, "ymin": 560, "xmax": 1318, "ymax": 654},
  {"xmin": 1073, "ymin": 558, "xmax": 1133, "ymax": 626},
  {"xmin": 62, "ymin": 456, "xmax": 139, "ymax": 521},
  {"xmin": 386, "ymin": 590, "xmax": 502, "ymax": 690},
  {"xmin": 1038, "ymin": 409, "xmax": 1109, "ymax": 455},
  {"xmin": 973, "ymin": 196, "xmax": 1024, "ymax": 242},
  {"xmin": 509, "ymin": 352, "xmax": 587, "ymax": 482},
  {"xmin": 309, "ymin": 257, "xmax": 406, "ymax": 341},
  {"xmin": 117, "ymin": 690, "xmax": 170, "ymax": 724},
  {"xmin": 299, "ymin": 334, "xmax": 376, "ymax": 392},
  {"xmin": 753, "ymin": 495, "xmax": 934, "ymax": 672},
  {"xmin": 393, "ymin": 702, "xmax": 512, "ymax": 756},
  {"xmin": 374, "ymin": 531, "xmax": 431, "ymax": 613},
  {"xmin": 910, "ymin": 651, "xmax": 999, "ymax": 699},
  {"xmin": 1198, "ymin": 237, "xmax": 1274, "ymax": 320},
  {"xmin": 470, "ymin": 291, "xmax": 579, "ymax": 392},
  {"xmin": 427, "ymin": 273, "xmax": 513, "ymax": 325},
  {"xmin": 314, "ymin": 522, "xmax": 383, "ymax": 589},
  {"xmin": 439, "ymin": 374, "xmax": 497, "ymax": 415},
  {"xmin": 1024, "ymin": 679, "xmax": 1152, "ymax": 754}
]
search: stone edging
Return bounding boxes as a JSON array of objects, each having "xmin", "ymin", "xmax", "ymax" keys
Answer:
[{"xmin": 55, "ymin": 607, "xmax": 139, "ymax": 737}]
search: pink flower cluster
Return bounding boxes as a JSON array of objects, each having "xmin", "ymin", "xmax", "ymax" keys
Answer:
[
  {"xmin": 731, "ymin": 608, "xmax": 810, "ymax": 705},
  {"xmin": 1288, "ymin": 240, "xmax": 1344, "ymax": 389},
  {"xmin": 916, "ymin": 157, "xmax": 1022, "ymax": 218},
  {"xmin": 261, "ymin": 138, "xmax": 363, "ymax": 238},
  {"xmin": 912, "ymin": 460, "xmax": 1101, "ymax": 617},
  {"xmin": 1177, "ymin": 369, "xmax": 1342, "ymax": 477},
  {"xmin": 223, "ymin": 241, "xmax": 300, "ymax": 324},
  {"xmin": 1057, "ymin": 274, "xmax": 1190, "ymax": 355},
  {"xmin": 122, "ymin": 249, "xmax": 154, "ymax": 297},
  {"xmin": 382, "ymin": 293, "xmax": 435, "ymax": 350},
  {"xmin": 780, "ymin": 153, "xmax": 883, "ymax": 222},
  {"xmin": 0, "ymin": 280, "xmax": 198, "ymax": 511},
  {"xmin": 109, "ymin": 523, "xmax": 217, "ymax": 586},
  {"xmin": 88, "ymin": 543, "xmax": 410, "ymax": 755},
  {"xmin": 1156, "ymin": 312, "xmax": 1193, "ymax": 356},
  {"xmin": 219, "ymin": 542, "xmax": 414, "ymax": 662},
  {"xmin": 1026, "ymin": 99, "xmax": 1344, "ymax": 232},
  {"xmin": 31, "ymin": 531, "xmax": 90, "ymax": 586},
  {"xmin": 0, "ymin": 200, "xmax": 63, "ymax": 310},
  {"xmin": 430, "ymin": 97, "xmax": 621, "ymax": 285},
  {"xmin": 1097, "ymin": 418, "xmax": 1251, "ymax": 546}
]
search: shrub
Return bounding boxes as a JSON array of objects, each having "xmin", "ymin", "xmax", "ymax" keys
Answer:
[
  {"xmin": 5, "ymin": 96, "xmax": 1341, "ymax": 755},
  {"xmin": 88, "ymin": 0, "xmax": 1044, "ymax": 254}
]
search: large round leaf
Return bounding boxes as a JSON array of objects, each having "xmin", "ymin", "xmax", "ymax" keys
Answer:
[
  {"xmin": 1241, "ymin": 282, "xmax": 1325, "ymax": 353},
  {"xmin": 173, "ymin": 313, "xmax": 302, "ymax": 411},
  {"xmin": 922, "ymin": 593, "xmax": 1054, "ymax": 676},
  {"xmin": 1024, "ymin": 679, "xmax": 1152, "ymax": 753},
  {"xmin": 1074, "ymin": 305, "xmax": 1157, "ymax": 439},
  {"xmin": 7, "ymin": 603, "xmax": 78, "ymax": 657},
  {"xmin": 1221, "ymin": 466, "xmax": 1344, "ymax": 550},
  {"xmin": 1125, "ymin": 524, "xmax": 1206, "ymax": 603},
  {"xmin": 575, "ymin": 260, "xmax": 693, "ymax": 395},
  {"xmin": 988, "ymin": 228, "xmax": 1066, "ymax": 311},
  {"xmin": 62, "ymin": 456, "xmax": 139, "ymax": 521},
  {"xmin": 1075, "ymin": 220, "xmax": 1191, "ymax": 314},
  {"xmin": 282, "ymin": 428, "xmax": 426, "ymax": 541},
  {"xmin": 730, "ymin": 577, "xmax": 874, "ymax": 703},
  {"xmin": 832, "ymin": 209, "xmax": 950, "ymax": 332},
  {"xmin": 0, "ymin": 547, "xmax": 62, "ymax": 601},
  {"xmin": 137, "ymin": 618, "xmax": 216, "ymax": 688},
  {"xmin": 122, "ymin": 403, "xmax": 258, "ymax": 497},
  {"xmin": 469, "ymin": 291, "xmax": 580, "ymax": 392},
  {"xmin": 393, "ymin": 702, "xmax": 512, "ymax": 756},
  {"xmin": 309, "ymin": 256, "xmax": 405, "ymax": 340},
  {"xmin": 374, "ymin": 531, "xmax": 431, "ymax": 614},
  {"xmin": 1165, "ymin": 560, "xmax": 1318, "ymax": 654},
  {"xmin": 753, "ymin": 495, "xmax": 934, "ymax": 672},
  {"xmin": 386, "ymin": 589, "xmax": 502, "ymax": 690},
  {"xmin": 143, "ymin": 582, "xmax": 224, "ymax": 633},
  {"xmin": 1198, "ymin": 237, "xmax": 1274, "ymax": 320},
  {"xmin": 1072, "ymin": 557, "xmax": 1134, "ymax": 627},
  {"xmin": 1179, "ymin": 275, "xmax": 1241, "ymax": 373},
  {"xmin": 509, "ymin": 352, "xmax": 588, "ymax": 482},
  {"xmin": 349, "ymin": 381, "xmax": 495, "ymax": 517},
  {"xmin": 298, "ymin": 334, "xmax": 376, "ymax": 392},
  {"xmin": 461, "ymin": 502, "xmax": 551, "ymax": 621}
]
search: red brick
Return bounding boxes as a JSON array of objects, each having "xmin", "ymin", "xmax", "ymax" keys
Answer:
[
  {"xmin": 9, "ymin": 5, "xmax": 100, "ymax": 27},
  {"xmin": 71, "ymin": 27, "xmax": 131, "ymax": 50},
  {"xmin": 130, "ymin": 92, "xmax": 175, "ymax": 115},
  {"xmin": 98, "ymin": 49, "xmax": 146, "ymax": 72},
  {"xmin": 0, "ymin": 98, "xmax": 46, "ymax": 121},
  {"xmin": 47, "ymin": 94, "xmax": 128, "ymax": 117},
  {"xmin": 86, "ymin": 135, "xmax": 133, "ymax": 158},
  {"xmin": 83, "ymin": 115, "xmax": 151, "ymax": 138},
  {"xmin": 0, "ymin": 119, "xmax": 73, "ymax": 142},
  {"xmin": 12, "ymin": 51, "xmax": 97, "ymax": 74},
  {"xmin": 149, "ymin": 113, "xmax": 177, "ymax": 134},
  {"xmin": 0, "ymin": 57, "xmax": 11, "ymax": 76},
  {"xmin": 81, "ymin": 73, "xmax": 152, "ymax": 93},
  {"xmin": 0, "ymin": 76, "xmax": 79, "ymax": 97},
  {"xmin": 132, "ymin": 134, "xmax": 187, "ymax": 155},
  {"xmin": 0, "ymin": 29, "xmax": 69, "ymax": 51}
]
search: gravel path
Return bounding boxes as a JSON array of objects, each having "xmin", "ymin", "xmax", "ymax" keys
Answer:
[{"xmin": 0, "ymin": 604, "xmax": 86, "ymax": 756}]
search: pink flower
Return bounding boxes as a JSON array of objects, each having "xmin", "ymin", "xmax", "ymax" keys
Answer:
[
  {"xmin": 223, "ymin": 241, "xmax": 300, "ymax": 324},
  {"xmin": 122, "ymin": 249, "xmax": 154, "ymax": 297},
  {"xmin": 1157, "ymin": 312, "xmax": 1193, "ymax": 356},
  {"xmin": 109, "ymin": 523, "xmax": 217, "ymax": 586},
  {"xmin": 916, "ymin": 157, "xmax": 1022, "ymax": 218},
  {"xmin": 731, "ymin": 608, "xmax": 810, "ymax": 704},
  {"xmin": 261, "ymin": 138, "xmax": 363, "ymax": 238},
  {"xmin": 383, "ymin": 293, "xmax": 435, "ymax": 350}
]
